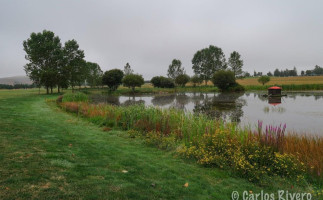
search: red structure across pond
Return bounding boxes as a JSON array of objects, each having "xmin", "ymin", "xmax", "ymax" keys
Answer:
[{"xmin": 268, "ymin": 86, "xmax": 282, "ymax": 96}]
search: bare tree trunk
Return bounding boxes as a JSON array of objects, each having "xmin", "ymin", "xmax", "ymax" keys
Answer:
[
  {"xmin": 58, "ymin": 86, "xmax": 60, "ymax": 93},
  {"xmin": 46, "ymin": 86, "xmax": 49, "ymax": 94},
  {"xmin": 50, "ymin": 86, "xmax": 53, "ymax": 94}
]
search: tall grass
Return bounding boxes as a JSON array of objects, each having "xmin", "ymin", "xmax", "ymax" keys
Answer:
[
  {"xmin": 59, "ymin": 99, "xmax": 322, "ymax": 185},
  {"xmin": 62, "ymin": 92, "xmax": 88, "ymax": 102}
]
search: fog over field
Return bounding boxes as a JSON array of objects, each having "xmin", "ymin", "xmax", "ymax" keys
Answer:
[{"xmin": 1, "ymin": 0, "xmax": 323, "ymax": 79}]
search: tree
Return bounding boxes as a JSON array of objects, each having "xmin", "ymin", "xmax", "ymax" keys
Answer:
[
  {"xmin": 274, "ymin": 68, "xmax": 280, "ymax": 77},
  {"xmin": 192, "ymin": 45, "xmax": 227, "ymax": 85},
  {"xmin": 305, "ymin": 70, "xmax": 313, "ymax": 76},
  {"xmin": 267, "ymin": 71, "xmax": 273, "ymax": 76},
  {"xmin": 102, "ymin": 69, "xmax": 124, "ymax": 91},
  {"xmin": 301, "ymin": 70, "xmax": 305, "ymax": 76},
  {"xmin": 244, "ymin": 72, "xmax": 251, "ymax": 77},
  {"xmin": 23, "ymin": 30, "xmax": 63, "ymax": 94},
  {"xmin": 63, "ymin": 40, "xmax": 86, "ymax": 92},
  {"xmin": 122, "ymin": 74, "xmax": 144, "ymax": 92},
  {"xmin": 123, "ymin": 63, "xmax": 134, "ymax": 75},
  {"xmin": 211, "ymin": 70, "xmax": 236, "ymax": 91},
  {"xmin": 228, "ymin": 51, "xmax": 243, "ymax": 77},
  {"xmin": 167, "ymin": 59, "xmax": 184, "ymax": 80},
  {"xmin": 24, "ymin": 63, "xmax": 42, "ymax": 94},
  {"xmin": 313, "ymin": 65, "xmax": 323, "ymax": 75},
  {"xmin": 190, "ymin": 75, "xmax": 202, "ymax": 87},
  {"xmin": 175, "ymin": 74, "xmax": 190, "ymax": 87},
  {"xmin": 258, "ymin": 76, "xmax": 270, "ymax": 85},
  {"xmin": 86, "ymin": 62, "xmax": 103, "ymax": 88}
]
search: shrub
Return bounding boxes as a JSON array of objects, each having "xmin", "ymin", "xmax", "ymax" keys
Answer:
[
  {"xmin": 102, "ymin": 69, "xmax": 124, "ymax": 91},
  {"xmin": 160, "ymin": 77, "xmax": 175, "ymax": 88},
  {"xmin": 175, "ymin": 74, "xmax": 190, "ymax": 87},
  {"xmin": 151, "ymin": 76, "xmax": 175, "ymax": 88},
  {"xmin": 227, "ymin": 83, "xmax": 245, "ymax": 92},
  {"xmin": 150, "ymin": 76, "xmax": 163, "ymax": 87},
  {"xmin": 211, "ymin": 70, "xmax": 237, "ymax": 91}
]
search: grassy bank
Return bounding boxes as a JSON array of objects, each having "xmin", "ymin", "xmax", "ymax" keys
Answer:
[
  {"xmin": 2, "ymin": 90, "xmax": 318, "ymax": 199},
  {"xmin": 59, "ymin": 93, "xmax": 322, "ymax": 192}
]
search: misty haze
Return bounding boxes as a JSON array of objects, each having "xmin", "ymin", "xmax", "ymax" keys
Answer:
[{"xmin": 0, "ymin": 1, "xmax": 322, "ymax": 199}]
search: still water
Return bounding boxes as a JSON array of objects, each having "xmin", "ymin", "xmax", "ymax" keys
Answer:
[{"xmin": 91, "ymin": 92, "xmax": 323, "ymax": 135}]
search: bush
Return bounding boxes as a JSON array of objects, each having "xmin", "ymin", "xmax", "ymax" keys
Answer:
[
  {"xmin": 160, "ymin": 77, "xmax": 175, "ymax": 88},
  {"xmin": 211, "ymin": 70, "xmax": 237, "ymax": 91},
  {"xmin": 151, "ymin": 76, "xmax": 163, "ymax": 87},
  {"xmin": 150, "ymin": 76, "xmax": 175, "ymax": 88},
  {"xmin": 122, "ymin": 74, "xmax": 145, "ymax": 92},
  {"xmin": 102, "ymin": 69, "xmax": 124, "ymax": 91},
  {"xmin": 175, "ymin": 74, "xmax": 190, "ymax": 87},
  {"xmin": 227, "ymin": 83, "xmax": 245, "ymax": 92}
]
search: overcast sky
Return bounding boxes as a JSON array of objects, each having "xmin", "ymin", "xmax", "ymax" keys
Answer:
[{"xmin": 0, "ymin": 0, "xmax": 322, "ymax": 79}]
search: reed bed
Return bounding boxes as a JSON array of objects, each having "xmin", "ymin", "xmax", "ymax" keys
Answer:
[{"xmin": 59, "ymin": 99, "xmax": 322, "ymax": 185}]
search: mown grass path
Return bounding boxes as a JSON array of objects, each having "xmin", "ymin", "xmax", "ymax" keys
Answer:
[{"xmin": 0, "ymin": 91, "xmax": 307, "ymax": 199}]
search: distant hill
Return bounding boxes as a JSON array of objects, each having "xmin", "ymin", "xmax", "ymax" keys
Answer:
[{"xmin": 0, "ymin": 76, "xmax": 32, "ymax": 85}]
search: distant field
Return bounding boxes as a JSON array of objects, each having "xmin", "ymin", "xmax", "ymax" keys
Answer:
[{"xmin": 237, "ymin": 76, "xmax": 323, "ymax": 86}]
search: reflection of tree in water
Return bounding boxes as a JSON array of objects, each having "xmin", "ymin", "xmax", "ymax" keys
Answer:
[
  {"xmin": 287, "ymin": 94, "xmax": 296, "ymax": 100},
  {"xmin": 121, "ymin": 96, "xmax": 145, "ymax": 106},
  {"xmin": 171, "ymin": 93, "xmax": 190, "ymax": 110},
  {"xmin": 314, "ymin": 95, "xmax": 323, "ymax": 100},
  {"xmin": 191, "ymin": 92, "xmax": 206, "ymax": 104},
  {"xmin": 256, "ymin": 93, "xmax": 267, "ymax": 102},
  {"xmin": 151, "ymin": 94, "xmax": 176, "ymax": 107},
  {"xmin": 90, "ymin": 94, "xmax": 120, "ymax": 105},
  {"xmin": 193, "ymin": 93, "xmax": 246, "ymax": 122}
]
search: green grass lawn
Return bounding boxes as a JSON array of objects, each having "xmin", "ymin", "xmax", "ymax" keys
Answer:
[{"xmin": 0, "ymin": 89, "xmax": 315, "ymax": 199}]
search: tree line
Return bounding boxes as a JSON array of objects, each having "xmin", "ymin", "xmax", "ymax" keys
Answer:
[
  {"xmin": 24, "ymin": 30, "xmax": 245, "ymax": 93},
  {"xmin": 0, "ymin": 84, "xmax": 35, "ymax": 90},
  {"xmin": 253, "ymin": 65, "xmax": 323, "ymax": 78},
  {"xmin": 150, "ymin": 45, "xmax": 244, "ymax": 90}
]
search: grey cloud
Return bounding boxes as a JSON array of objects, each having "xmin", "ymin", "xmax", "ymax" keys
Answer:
[{"xmin": 0, "ymin": 0, "xmax": 322, "ymax": 79}]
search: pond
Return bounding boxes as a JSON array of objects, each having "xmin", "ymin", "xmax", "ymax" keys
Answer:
[{"xmin": 90, "ymin": 92, "xmax": 323, "ymax": 136}]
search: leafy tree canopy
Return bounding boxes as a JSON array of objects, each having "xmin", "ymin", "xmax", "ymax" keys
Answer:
[
  {"xmin": 122, "ymin": 74, "xmax": 144, "ymax": 92},
  {"xmin": 211, "ymin": 70, "xmax": 236, "ymax": 91},
  {"xmin": 124, "ymin": 63, "xmax": 134, "ymax": 76},
  {"xmin": 87, "ymin": 62, "xmax": 103, "ymax": 87},
  {"xmin": 175, "ymin": 74, "xmax": 190, "ymax": 87},
  {"xmin": 192, "ymin": 45, "xmax": 227, "ymax": 85},
  {"xmin": 102, "ymin": 69, "xmax": 124, "ymax": 91},
  {"xmin": 228, "ymin": 51, "xmax": 243, "ymax": 77},
  {"xmin": 23, "ymin": 30, "xmax": 63, "ymax": 94},
  {"xmin": 258, "ymin": 76, "xmax": 271, "ymax": 85},
  {"xmin": 167, "ymin": 59, "xmax": 184, "ymax": 80}
]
